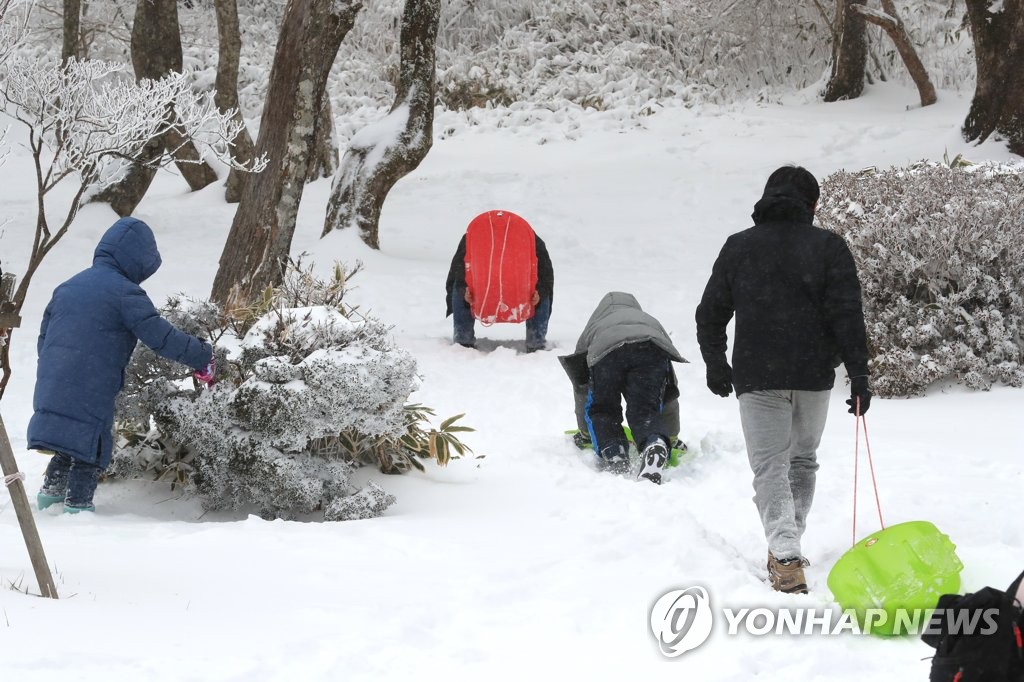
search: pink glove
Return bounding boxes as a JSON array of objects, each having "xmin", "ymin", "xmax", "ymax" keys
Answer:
[{"xmin": 193, "ymin": 356, "xmax": 215, "ymax": 387}]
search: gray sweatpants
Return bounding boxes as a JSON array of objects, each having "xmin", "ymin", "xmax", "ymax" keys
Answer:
[{"xmin": 737, "ymin": 389, "xmax": 830, "ymax": 560}]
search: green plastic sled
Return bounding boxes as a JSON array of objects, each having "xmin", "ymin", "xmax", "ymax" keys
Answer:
[
  {"xmin": 827, "ymin": 520, "xmax": 963, "ymax": 636},
  {"xmin": 563, "ymin": 427, "xmax": 688, "ymax": 467}
]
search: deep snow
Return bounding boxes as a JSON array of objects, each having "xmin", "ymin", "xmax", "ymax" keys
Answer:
[{"xmin": 1, "ymin": 83, "xmax": 1023, "ymax": 680}]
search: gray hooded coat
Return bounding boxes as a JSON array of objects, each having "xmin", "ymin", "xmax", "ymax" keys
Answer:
[{"xmin": 559, "ymin": 292, "xmax": 687, "ymax": 435}]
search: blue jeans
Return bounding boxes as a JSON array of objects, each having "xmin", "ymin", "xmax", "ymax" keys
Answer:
[
  {"xmin": 40, "ymin": 451, "xmax": 102, "ymax": 508},
  {"xmin": 452, "ymin": 287, "xmax": 551, "ymax": 350}
]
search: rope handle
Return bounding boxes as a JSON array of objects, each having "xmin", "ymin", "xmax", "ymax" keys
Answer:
[
  {"xmin": 852, "ymin": 396, "xmax": 885, "ymax": 547},
  {"xmin": 474, "ymin": 211, "xmax": 530, "ymax": 327},
  {"xmin": 4, "ymin": 471, "xmax": 26, "ymax": 487},
  {"xmin": 477, "ymin": 212, "xmax": 509, "ymax": 328}
]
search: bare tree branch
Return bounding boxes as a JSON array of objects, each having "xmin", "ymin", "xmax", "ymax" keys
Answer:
[{"xmin": 852, "ymin": 1, "xmax": 936, "ymax": 106}]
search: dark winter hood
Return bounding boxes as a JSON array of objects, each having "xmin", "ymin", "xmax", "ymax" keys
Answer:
[
  {"xmin": 752, "ymin": 165, "xmax": 820, "ymax": 225},
  {"xmin": 93, "ymin": 217, "xmax": 162, "ymax": 284}
]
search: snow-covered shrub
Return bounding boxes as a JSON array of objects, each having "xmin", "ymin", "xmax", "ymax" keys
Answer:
[
  {"xmin": 818, "ymin": 163, "xmax": 1024, "ymax": 397},
  {"xmin": 111, "ymin": 262, "xmax": 473, "ymax": 520}
]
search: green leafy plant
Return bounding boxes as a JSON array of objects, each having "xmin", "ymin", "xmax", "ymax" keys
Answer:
[{"xmin": 318, "ymin": 404, "xmax": 477, "ymax": 474}]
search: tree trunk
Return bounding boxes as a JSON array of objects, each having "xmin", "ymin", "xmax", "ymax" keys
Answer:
[
  {"xmin": 215, "ymin": 0, "xmax": 257, "ymax": 204},
  {"xmin": 94, "ymin": 136, "xmax": 164, "ymax": 217},
  {"xmin": 963, "ymin": 0, "xmax": 1024, "ymax": 154},
  {"xmin": 322, "ymin": 0, "xmax": 441, "ymax": 249},
  {"xmin": 210, "ymin": 0, "xmax": 362, "ymax": 311},
  {"xmin": 131, "ymin": 0, "xmax": 219, "ymax": 192},
  {"xmin": 852, "ymin": 2, "xmax": 936, "ymax": 107},
  {"xmin": 824, "ymin": 0, "xmax": 868, "ymax": 102},
  {"xmin": 62, "ymin": 0, "xmax": 81, "ymax": 65},
  {"xmin": 94, "ymin": 0, "xmax": 218, "ymax": 215},
  {"xmin": 305, "ymin": 98, "xmax": 339, "ymax": 183}
]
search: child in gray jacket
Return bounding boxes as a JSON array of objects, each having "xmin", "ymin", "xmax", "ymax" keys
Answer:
[{"xmin": 559, "ymin": 292, "xmax": 686, "ymax": 484}]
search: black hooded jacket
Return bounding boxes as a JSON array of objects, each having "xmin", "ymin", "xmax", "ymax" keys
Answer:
[
  {"xmin": 445, "ymin": 233, "xmax": 554, "ymax": 317},
  {"xmin": 695, "ymin": 181, "xmax": 869, "ymax": 395}
]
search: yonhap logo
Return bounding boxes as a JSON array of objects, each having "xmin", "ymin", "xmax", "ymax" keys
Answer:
[
  {"xmin": 649, "ymin": 586, "xmax": 714, "ymax": 657},
  {"xmin": 648, "ymin": 585, "xmax": 1001, "ymax": 657}
]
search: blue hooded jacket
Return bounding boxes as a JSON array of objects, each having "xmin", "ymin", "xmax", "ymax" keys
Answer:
[{"xmin": 28, "ymin": 217, "xmax": 213, "ymax": 467}]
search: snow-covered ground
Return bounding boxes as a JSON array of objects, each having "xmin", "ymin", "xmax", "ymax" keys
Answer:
[{"xmin": 1, "ymin": 83, "xmax": 1022, "ymax": 680}]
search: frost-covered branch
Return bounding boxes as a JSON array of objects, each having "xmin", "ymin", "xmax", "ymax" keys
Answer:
[
  {"xmin": 0, "ymin": 55, "xmax": 267, "ymax": 396},
  {"xmin": 2, "ymin": 58, "xmax": 265, "ymax": 200},
  {"xmin": 0, "ymin": 0, "xmax": 30, "ymax": 64}
]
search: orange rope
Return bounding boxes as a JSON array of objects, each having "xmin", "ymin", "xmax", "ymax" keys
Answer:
[{"xmin": 851, "ymin": 396, "xmax": 885, "ymax": 547}]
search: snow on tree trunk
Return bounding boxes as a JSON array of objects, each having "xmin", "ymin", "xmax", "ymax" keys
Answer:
[
  {"xmin": 824, "ymin": 0, "xmax": 868, "ymax": 102},
  {"xmin": 215, "ymin": 0, "xmax": 257, "ymax": 204},
  {"xmin": 210, "ymin": 0, "xmax": 362, "ymax": 311},
  {"xmin": 852, "ymin": 2, "xmax": 936, "ymax": 107},
  {"xmin": 94, "ymin": 0, "xmax": 218, "ymax": 215},
  {"xmin": 321, "ymin": 0, "xmax": 441, "ymax": 249},
  {"xmin": 963, "ymin": 0, "xmax": 1024, "ymax": 155}
]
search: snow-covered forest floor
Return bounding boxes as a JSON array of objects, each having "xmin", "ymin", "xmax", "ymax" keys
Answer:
[{"xmin": 1, "ymin": 82, "xmax": 1022, "ymax": 680}]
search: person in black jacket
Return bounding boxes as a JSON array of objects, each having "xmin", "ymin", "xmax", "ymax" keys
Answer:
[
  {"xmin": 444, "ymin": 230, "xmax": 553, "ymax": 352},
  {"xmin": 695, "ymin": 165, "xmax": 871, "ymax": 594}
]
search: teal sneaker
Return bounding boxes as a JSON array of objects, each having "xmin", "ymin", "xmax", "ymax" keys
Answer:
[
  {"xmin": 37, "ymin": 493, "xmax": 65, "ymax": 510},
  {"xmin": 63, "ymin": 503, "xmax": 96, "ymax": 514}
]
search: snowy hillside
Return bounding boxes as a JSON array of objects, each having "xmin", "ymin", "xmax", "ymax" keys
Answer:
[
  {"xmin": 1, "ymin": 82, "xmax": 1023, "ymax": 680},
  {"xmin": 23, "ymin": 0, "xmax": 976, "ymax": 136}
]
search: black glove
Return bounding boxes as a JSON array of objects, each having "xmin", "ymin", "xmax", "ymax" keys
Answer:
[
  {"xmin": 846, "ymin": 375, "xmax": 871, "ymax": 415},
  {"xmin": 706, "ymin": 363, "xmax": 733, "ymax": 398}
]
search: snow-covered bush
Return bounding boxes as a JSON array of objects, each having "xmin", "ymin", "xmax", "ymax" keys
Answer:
[
  {"xmin": 111, "ymin": 262, "xmax": 473, "ymax": 520},
  {"xmin": 818, "ymin": 162, "xmax": 1024, "ymax": 397}
]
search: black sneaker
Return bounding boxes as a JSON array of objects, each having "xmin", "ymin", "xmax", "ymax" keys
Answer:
[
  {"xmin": 599, "ymin": 454, "xmax": 630, "ymax": 475},
  {"xmin": 638, "ymin": 440, "xmax": 668, "ymax": 485}
]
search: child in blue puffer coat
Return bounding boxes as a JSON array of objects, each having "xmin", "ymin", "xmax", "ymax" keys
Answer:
[{"xmin": 28, "ymin": 217, "xmax": 215, "ymax": 513}]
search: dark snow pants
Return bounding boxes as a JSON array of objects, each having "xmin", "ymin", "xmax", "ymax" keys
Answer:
[{"xmin": 585, "ymin": 340, "xmax": 672, "ymax": 459}]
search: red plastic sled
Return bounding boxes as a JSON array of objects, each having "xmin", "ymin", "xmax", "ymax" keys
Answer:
[{"xmin": 464, "ymin": 210, "xmax": 538, "ymax": 324}]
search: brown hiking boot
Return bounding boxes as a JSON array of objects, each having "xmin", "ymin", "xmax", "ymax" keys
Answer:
[
  {"xmin": 767, "ymin": 551, "xmax": 810, "ymax": 568},
  {"xmin": 767, "ymin": 551, "xmax": 809, "ymax": 594}
]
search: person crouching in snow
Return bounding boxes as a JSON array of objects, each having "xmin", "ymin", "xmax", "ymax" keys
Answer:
[
  {"xmin": 28, "ymin": 217, "xmax": 215, "ymax": 513},
  {"xmin": 559, "ymin": 292, "xmax": 687, "ymax": 484},
  {"xmin": 444, "ymin": 216, "xmax": 554, "ymax": 352}
]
